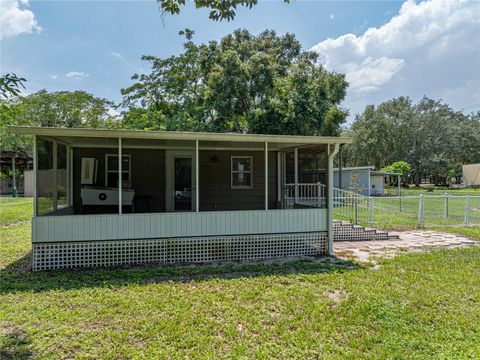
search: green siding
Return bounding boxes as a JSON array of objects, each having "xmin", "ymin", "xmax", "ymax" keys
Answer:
[{"xmin": 199, "ymin": 150, "xmax": 277, "ymax": 211}]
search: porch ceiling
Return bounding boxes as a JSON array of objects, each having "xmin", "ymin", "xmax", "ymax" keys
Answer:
[{"xmin": 11, "ymin": 126, "xmax": 351, "ymax": 151}]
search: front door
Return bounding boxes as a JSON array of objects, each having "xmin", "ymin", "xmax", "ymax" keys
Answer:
[{"xmin": 166, "ymin": 150, "xmax": 196, "ymax": 211}]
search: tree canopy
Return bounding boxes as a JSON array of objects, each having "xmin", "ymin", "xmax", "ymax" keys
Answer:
[
  {"xmin": 121, "ymin": 29, "xmax": 348, "ymax": 136},
  {"xmin": 159, "ymin": 0, "xmax": 289, "ymax": 21},
  {"xmin": 0, "ymin": 73, "xmax": 26, "ymax": 126},
  {"xmin": 1, "ymin": 90, "xmax": 116, "ymax": 154},
  {"xmin": 347, "ymin": 96, "xmax": 480, "ymax": 185}
]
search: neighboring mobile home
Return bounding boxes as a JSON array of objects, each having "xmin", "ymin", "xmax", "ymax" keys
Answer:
[
  {"xmin": 463, "ymin": 163, "xmax": 480, "ymax": 187},
  {"xmin": 333, "ymin": 166, "xmax": 401, "ymax": 196},
  {"xmin": 10, "ymin": 127, "xmax": 351, "ymax": 271}
]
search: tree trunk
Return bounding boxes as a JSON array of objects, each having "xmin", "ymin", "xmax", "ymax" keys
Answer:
[{"xmin": 415, "ymin": 171, "xmax": 421, "ymax": 187}]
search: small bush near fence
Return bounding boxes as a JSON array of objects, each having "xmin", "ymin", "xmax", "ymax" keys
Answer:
[{"xmin": 334, "ymin": 194, "xmax": 480, "ymax": 230}]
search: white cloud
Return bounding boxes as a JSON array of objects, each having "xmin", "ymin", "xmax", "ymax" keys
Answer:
[
  {"xmin": 311, "ymin": 0, "xmax": 480, "ymax": 119},
  {"xmin": 329, "ymin": 14, "xmax": 334, "ymax": 21},
  {"xmin": 65, "ymin": 71, "xmax": 89, "ymax": 80},
  {"xmin": 0, "ymin": 0, "xmax": 41, "ymax": 39},
  {"xmin": 111, "ymin": 52, "xmax": 123, "ymax": 59},
  {"xmin": 49, "ymin": 74, "xmax": 58, "ymax": 80},
  {"xmin": 107, "ymin": 107, "xmax": 120, "ymax": 117}
]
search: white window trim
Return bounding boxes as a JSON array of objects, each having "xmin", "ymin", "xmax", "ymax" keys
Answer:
[
  {"xmin": 105, "ymin": 154, "xmax": 131, "ymax": 188},
  {"xmin": 231, "ymin": 156, "xmax": 253, "ymax": 189}
]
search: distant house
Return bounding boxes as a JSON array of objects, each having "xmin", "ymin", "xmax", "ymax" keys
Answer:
[
  {"xmin": 463, "ymin": 163, "xmax": 480, "ymax": 187},
  {"xmin": 0, "ymin": 151, "xmax": 32, "ymax": 195},
  {"xmin": 11, "ymin": 126, "xmax": 352, "ymax": 271},
  {"xmin": 333, "ymin": 166, "xmax": 401, "ymax": 197}
]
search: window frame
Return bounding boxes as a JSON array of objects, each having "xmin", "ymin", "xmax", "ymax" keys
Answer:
[
  {"xmin": 105, "ymin": 154, "xmax": 131, "ymax": 188},
  {"xmin": 231, "ymin": 156, "xmax": 253, "ymax": 189}
]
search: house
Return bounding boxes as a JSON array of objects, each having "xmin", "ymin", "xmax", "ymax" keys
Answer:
[
  {"xmin": 288, "ymin": 165, "xmax": 401, "ymax": 197},
  {"xmin": 0, "ymin": 151, "xmax": 32, "ymax": 196},
  {"xmin": 10, "ymin": 126, "xmax": 351, "ymax": 271},
  {"xmin": 333, "ymin": 166, "xmax": 401, "ymax": 196},
  {"xmin": 463, "ymin": 163, "xmax": 480, "ymax": 187}
]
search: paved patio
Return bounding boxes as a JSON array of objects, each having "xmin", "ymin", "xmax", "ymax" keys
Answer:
[{"xmin": 334, "ymin": 231, "xmax": 478, "ymax": 263}]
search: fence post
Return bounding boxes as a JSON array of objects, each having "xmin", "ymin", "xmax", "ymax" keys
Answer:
[
  {"xmin": 417, "ymin": 194, "xmax": 424, "ymax": 228},
  {"xmin": 370, "ymin": 197, "xmax": 374, "ymax": 228},
  {"xmin": 465, "ymin": 195, "xmax": 470, "ymax": 227},
  {"xmin": 355, "ymin": 195, "xmax": 358, "ymax": 225},
  {"xmin": 443, "ymin": 193, "xmax": 448, "ymax": 227}
]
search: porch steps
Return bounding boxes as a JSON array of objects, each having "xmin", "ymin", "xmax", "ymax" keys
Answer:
[{"xmin": 334, "ymin": 220, "xmax": 399, "ymax": 241}]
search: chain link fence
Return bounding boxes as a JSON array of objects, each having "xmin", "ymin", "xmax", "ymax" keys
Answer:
[{"xmin": 334, "ymin": 194, "xmax": 480, "ymax": 229}]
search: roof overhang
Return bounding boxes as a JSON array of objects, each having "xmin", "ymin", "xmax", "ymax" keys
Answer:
[
  {"xmin": 371, "ymin": 171, "xmax": 402, "ymax": 176},
  {"xmin": 333, "ymin": 166, "xmax": 375, "ymax": 172},
  {"xmin": 10, "ymin": 126, "xmax": 352, "ymax": 151}
]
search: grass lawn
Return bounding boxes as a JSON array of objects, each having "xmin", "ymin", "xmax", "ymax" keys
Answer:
[
  {"xmin": 431, "ymin": 226, "xmax": 480, "ymax": 240},
  {"xmin": 399, "ymin": 185, "xmax": 480, "ymax": 196},
  {"xmin": 1, "ymin": 198, "xmax": 480, "ymax": 359}
]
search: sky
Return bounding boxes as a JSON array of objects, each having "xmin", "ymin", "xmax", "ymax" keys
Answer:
[{"xmin": 1, "ymin": 0, "xmax": 479, "ymax": 121}]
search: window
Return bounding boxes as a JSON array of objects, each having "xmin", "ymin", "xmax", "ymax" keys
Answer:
[
  {"xmin": 105, "ymin": 154, "xmax": 131, "ymax": 188},
  {"xmin": 231, "ymin": 156, "xmax": 253, "ymax": 189}
]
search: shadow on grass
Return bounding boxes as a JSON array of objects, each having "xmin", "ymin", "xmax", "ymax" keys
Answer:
[{"xmin": 0, "ymin": 252, "xmax": 361, "ymax": 294}]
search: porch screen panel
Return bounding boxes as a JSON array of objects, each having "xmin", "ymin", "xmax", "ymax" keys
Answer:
[
  {"xmin": 285, "ymin": 150, "xmax": 327, "ymax": 184},
  {"xmin": 57, "ymin": 144, "xmax": 68, "ymax": 209},
  {"xmin": 37, "ymin": 139, "xmax": 54, "ymax": 215},
  {"xmin": 106, "ymin": 155, "xmax": 130, "ymax": 188}
]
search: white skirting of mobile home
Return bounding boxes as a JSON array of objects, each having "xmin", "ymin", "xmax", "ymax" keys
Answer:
[{"xmin": 31, "ymin": 209, "xmax": 328, "ymax": 270}]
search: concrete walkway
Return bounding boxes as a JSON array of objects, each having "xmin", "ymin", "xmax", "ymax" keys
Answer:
[{"xmin": 334, "ymin": 231, "xmax": 478, "ymax": 263}]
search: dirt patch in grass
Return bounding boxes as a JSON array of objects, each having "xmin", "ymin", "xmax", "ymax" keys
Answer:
[
  {"xmin": 0, "ymin": 321, "xmax": 32, "ymax": 360},
  {"xmin": 327, "ymin": 289, "xmax": 349, "ymax": 307}
]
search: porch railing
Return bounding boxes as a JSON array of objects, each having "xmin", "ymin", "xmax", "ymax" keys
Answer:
[
  {"xmin": 283, "ymin": 183, "xmax": 368, "ymax": 224},
  {"xmin": 283, "ymin": 183, "xmax": 326, "ymax": 208}
]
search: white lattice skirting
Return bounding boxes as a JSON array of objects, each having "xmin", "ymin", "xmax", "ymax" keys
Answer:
[{"xmin": 32, "ymin": 232, "xmax": 327, "ymax": 271}]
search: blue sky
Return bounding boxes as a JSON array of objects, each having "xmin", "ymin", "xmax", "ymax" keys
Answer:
[{"xmin": 1, "ymin": 0, "xmax": 479, "ymax": 120}]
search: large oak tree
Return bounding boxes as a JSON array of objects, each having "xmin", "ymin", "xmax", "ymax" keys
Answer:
[{"xmin": 121, "ymin": 29, "xmax": 348, "ymax": 136}]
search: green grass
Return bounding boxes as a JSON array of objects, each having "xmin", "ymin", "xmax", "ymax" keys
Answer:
[
  {"xmin": 1, "ymin": 198, "xmax": 480, "ymax": 358},
  {"xmin": 0, "ymin": 198, "xmax": 33, "ymax": 227},
  {"xmin": 431, "ymin": 226, "xmax": 480, "ymax": 240},
  {"xmin": 398, "ymin": 185, "xmax": 480, "ymax": 196}
]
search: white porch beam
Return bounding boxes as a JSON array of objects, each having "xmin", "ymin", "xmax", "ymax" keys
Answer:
[
  {"xmin": 33, "ymin": 135, "xmax": 38, "ymax": 216},
  {"xmin": 327, "ymin": 143, "xmax": 340, "ymax": 257},
  {"xmin": 264, "ymin": 142, "xmax": 268, "ymax": 210},
  {"xmin": 195, "ymin": 140, "xmax": 199, "ymax": 212},
  {"xmin": 294, "ymin": 148, "xmax": 299, "ymax": 203},
  {"xmin": 118, "ymin": 137, "xmax": 122, "ymax": 214}
]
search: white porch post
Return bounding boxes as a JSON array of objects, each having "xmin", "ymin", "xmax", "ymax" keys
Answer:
[
  {"xmin": 264, "ymin": 142, "xmax": 268, "ymax": 210},
  {"xmin": 52, "ymin": 141, "xmax": 58, "ymax": 211},
  {"xmin": 327, "ymin": 143, "xmax": 339, "ymax": 256},
  {"xmin": 118, "ymin": 137, "xmax": 122, "ymax": 214},
  {"xmin": 338, "ymin": 145, "xmax": 343, "ymax": 190},
  {"xmin": 33, "ymin": 135, "xmax": 38, "ymax": 216},
  {"xmin": 195, "ymin": 140, "xmax": 199, "ymax": 212},
  {"xmin": 294, "ymin": 147, "xmax": 299, "ymax": 204},
  {"xmin": 68, "ymin": 146, "xmax": 74, "ymax": 207},
  {"xmin": 277, "ymin": 151, "xmax": 281, "ymax": 204}
]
